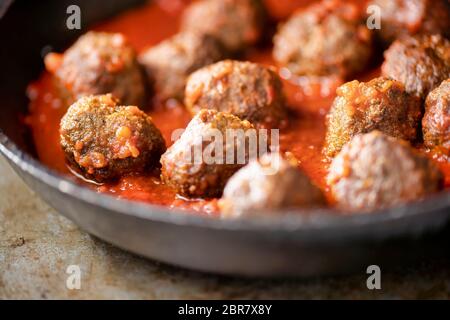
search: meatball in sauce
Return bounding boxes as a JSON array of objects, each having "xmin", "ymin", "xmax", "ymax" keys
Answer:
[
  {"xmin": 181, "ymin": 0, "xmax": 266, "ymax": 53},
  {"xmin": 26, "ymin": 0, "xmax": 450, "ymax": 217},
  {"xmin": 220, "ymin": 153, "xmax": 325, "ymax": 218},
  {"xmin": 382, "ymin": 34, "xmax": 450, "ymax": 100},
  {"xmin": 45, "ymin": 32, "xmax": 146, "ymax": 106},
  {"xmin": 423, "ymin": 79, "xmax": 450, "ymax": 157},
  {"xmin": 139, "ymin": 31, "xmax": 228, "ymax": 101},
  {"xmin": 273, "ymin": 0, "xmax": 372, "ymax": 79},
  {"xmin": 367, "ymin": 0, "xmax": 450, "ymax": 45},
  {"xmin": 185, "ymin": 60, "xmax": 287, "ymax": 128},
  {"xmin": 324, "ymin": 77, "xmax": 422, "ymax": 157},
  {"xmin": 161, "ymin": 109, "xmax": 268, "ymax": 198},
  {"xmin": 60, "ymin": 94, "xmax": 166, "ymax": 183},
  {"xmin": 327, "ymin": 131, "xmax": 443, "ymax": 212}
]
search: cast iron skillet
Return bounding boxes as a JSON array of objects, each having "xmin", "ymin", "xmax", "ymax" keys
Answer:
[{"xmin": 1, "ymin": 0, "xmax": 450, "ymax": 277}]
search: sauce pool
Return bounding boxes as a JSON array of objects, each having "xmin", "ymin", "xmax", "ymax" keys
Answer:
[{"xmin": 25, "ymin": 0, "xmax": 450, "ymax": 217}]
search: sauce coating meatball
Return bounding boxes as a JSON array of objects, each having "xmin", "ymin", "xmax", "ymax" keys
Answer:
[
  {"xmin": 422, "ymin": 79, "xmax": 450, "ymax": 156},
  {"xmin": 324, "ymin": 77, "xmax": 422, "ymax": 157},
  {"xmin": 273, "ymin": 0, "xmax": 372, "ymax": 78},
  {"xmin": 46, "ymin": 32, "xmax": 146, "ymax": 106},
  {"xmin": 185, "ymin": 60, "xmax": 287, "ymax": 128},
  {"xmin": 219, "ymin": 153, "xmax": 325, "ymax": 218},
  {"xmin": 367, "ymin": 0, "xmax": 450, "ymax": 45},
  {"xmin": 139, "ymin": 32, "xmax": 228, "ymax": 101},
  {"xmin": 181, "ymin": 0, "xmax": 265, "ymax": 52},
  {"xmin": 60, "ymin": 94, "xmax": 166, "ymax": 182},
  {"xmin": 327, "ymin": 131, "xmax": 443, "ymax": 212},
  {"xmin": 381, "ymin": 34, "xmax": 450, "ymax": 100},
  {"xmin": 161, "ymin": 109, "xmax": 268, "ymax": 198}
]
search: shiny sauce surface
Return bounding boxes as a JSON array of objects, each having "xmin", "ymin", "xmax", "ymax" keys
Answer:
[{"xmin": 26, "ymin": 0, "xmax": 450, "ymax": 217}]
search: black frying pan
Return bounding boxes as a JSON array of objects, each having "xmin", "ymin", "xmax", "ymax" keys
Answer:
[{"xmin": 1, "ymin": 0, "xmax": 450, "ymax": 277}]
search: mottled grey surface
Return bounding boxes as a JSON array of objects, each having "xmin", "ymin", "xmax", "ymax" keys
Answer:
[{"xmin": 0, "ymin": 156, "xmax": 449, "ymax": 299}]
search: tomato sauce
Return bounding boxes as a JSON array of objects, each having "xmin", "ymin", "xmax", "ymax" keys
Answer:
[{"xmin": 25, "ymin": 0, "xmax": 450, "ymax": 217}]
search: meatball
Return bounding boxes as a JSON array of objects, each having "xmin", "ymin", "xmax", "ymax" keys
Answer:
[
  {"xmin": 324, "ymin": 77, "xmax": 422, "ymax": 157},
  {"xmin": 327, "ymin": 131, "xmax": 443, "ymax": 212},
  {"xmin": 181, "ymin": 0, "xmax": 265, "ymax": 52},
  {"xmin": 381, "ymin": 34, "xmax": 450, "ymax": 100},
  {"xmin": 139, "ymin": 32, "xmax": 227, "ymax": 101},
  {"xmin": 219, "ymin": 153, "xmax": 325, "ymax": 218},
  {"xmin": 185, "ymin": 60, "xmax": 287, "ymax": 128},
  {"xmin": 367, "ymin": 0, "xmax": 450, "ymax": 45},
  {"xmin": 47, "ymin": 32, "xmax": 146, "ymax": 106},
  {"xmin": 273, "ymin": 0, "xmax": 372, "ymax": 78},
  {"xmin": 422, "ymin": 79, "xmax": 450, "ymax": 155},
  {"xmin": 161, "ymin": 109, "xmax": 268, "ymax": 198},
  {"xmin": 60, "ymin": 94, "xmax": 166, "ymax": 182}
]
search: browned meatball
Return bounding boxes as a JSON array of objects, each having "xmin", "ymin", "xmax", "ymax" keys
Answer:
[
  {"xmin": 181, "ymin": 0, "xmax": 265, "ymax": 52},
  {"xmin": 422, "ymin": 79, "xmax": 450, "ymax": 155},
  {"xmin": 219, "ymin": 153, "xmax": 325, "ymax": 218},
  {"xmin": 161, "ymin": 109, "xmax": 268, "ymax": 198},
  {"xmin": 185, "ymin": 60, "xmax": 287, "ymax": 128},
  {"xmin": 139, "ymin": 32, "xmax": 227, "ymax": 101},
  {"xmin": 381, "ymin": 34, "xmax": 450, "ymax": 100},
  {"xmin": 60, "ymin": 94, "xmax": 166, "ymax": 182},
  {"xmin": 367, "ymin": 0, "xmax": 450, "ymax": 45},
  {"xmin": 324, "ymin": 77, "xmax": 422, "ymax": 157},
  {"xmin": 327, "ymin": 131, "xmax": 443, "ymax": 212},
  {"xmin": 47, "ymin": 32, "xmax": 145, "ymax": 106},
  {"xmin": 273, "ymin": 0, "xmax": 372, "ymax": 78}
]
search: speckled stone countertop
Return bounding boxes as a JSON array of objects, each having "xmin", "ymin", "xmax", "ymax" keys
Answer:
[{"xmin": 0, "ymin": 156, "xmax": 449, "ymax": 299}]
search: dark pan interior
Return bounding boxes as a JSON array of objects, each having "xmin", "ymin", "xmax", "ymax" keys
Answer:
[{"xmin": 1, "ymin": 0, "xmax": 450, "ymax": 277}]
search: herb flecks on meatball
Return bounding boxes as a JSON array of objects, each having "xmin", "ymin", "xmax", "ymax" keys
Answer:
[
  {"xmin": 161, "ymin": 109, "xmax": 268, "ymax": 198},
  {"xmin": 273, "ymin": 0, "xmax": 372, "ymax": 79},
  {"xmin": 422, "ymin": 79, "xmax": 450, "ymax": 156},
  {"xmin": 139, "ymin": 32, "xmax": 227, "ymax": 101},
  {"xmin": 185, "ymin": 60, "xmax": 287, "ymax": 129},
  {"xmin": 220, "ymin": 153, "xmax": 325, "ymax": 218},
  {"xmin": 47, "ymin": 32, "xmax": 146, "ymax": 106},
  {"xmin": 324, "ymin": 77, "xmax": 422, "ymax": 157},
  {"xmin": 60, "ymin": 94, "xmax": 166, "ymax": 182},
  {"xmin": 181, "ymin": 0, "xmax": 266, "ymax": 52},
  {"xmin": 382, "ymin": 34, "xmax": 450, "ymax": 100},
  {"xmin": 327, "ymin": 131, "xmax": 443, "ymax": 212}
]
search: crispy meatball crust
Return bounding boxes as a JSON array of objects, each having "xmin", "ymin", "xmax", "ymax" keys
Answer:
[
  {"xmin": 327, "ymin": 131, "xmax": 443, "ymax": 212},
  {"xmin": 181, "ymin": 0, "xmax": 265, "ymax": 52},
  {"xmin": 53, "ymin": 32, "xmax": 146, "ymax": 106},
  {"xmin": 422, "ymin": 79, "xmax": 450, "ymax": 155},
  {"xmin": 139, "ymin": 32, "xmax": 227, "ymax": 101},
  {"xmin": 185, "ymin": 60, "xmax": 287, "ymax": 128},
  {"xmin": 381, "ymin": 34, "xmax": 450, "ymax": 100},
  {"xmin": 368, "ymin": 0, "xmax": 450, "ymax": 45},
  {"xmin": 161, "ymin": 109, "xmax": 266, "ymax": 198},
  {"xmin": 273, "ymin": 0, "xmax": 372, "ymax": 78},
  {"xmin": 219, "ymin": 153, "xmax": 325, "ymax": 218},
  {"xmin": 60, "ymin": 94, "xmax": 166, "ymax": 182},
  {"xmin": 324, "ymin": 77, "xmax": 422, "ymax": 157}
]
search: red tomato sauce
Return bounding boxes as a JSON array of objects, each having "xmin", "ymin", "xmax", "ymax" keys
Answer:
[{"xmin": 25, "ymin": 0, "xmax": 450, "ymax": 217}]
